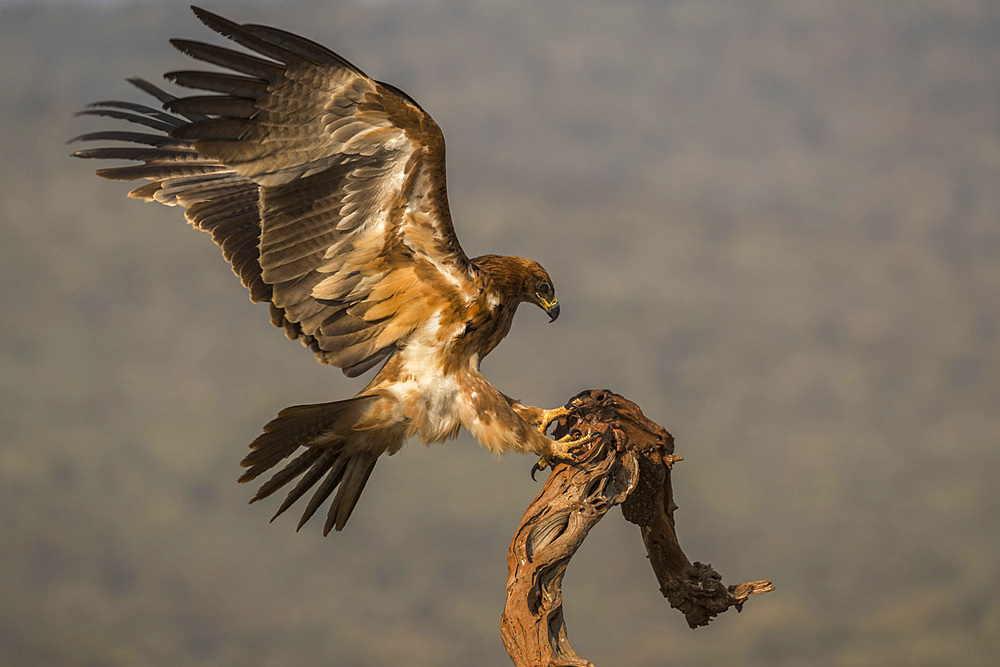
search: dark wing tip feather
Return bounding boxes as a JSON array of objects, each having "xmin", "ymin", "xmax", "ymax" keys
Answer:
[
  {"xmin": 84, "ymin": 100, "xmax": 179, "ymax": 125},
  {"xmin": 189, "ymin": 5, "xmax": 268, "ymax": 54},
  {"xmin": 126, "ymin": 77, "xmax": 176, "ymax": 104},
  {"xmin": 70, "ymin": 146, "xmax": 192, "ymax": 161},
  {"xmin": 170, "ymin": 38, "xmax": 284, "ymax": 81},
  {"xmin": 67, "ymin": 130, "xmax": 172, "ymax": 147},
  {"xmin": 164, "ymin": 95, "xmax": 257, "ymax": 119},
  {"xmin": 244, "ymin": 23, "xmax": 361, "ymax": 71},
  {"xmin": 189, "ymin": 5, "xmax": 361, "ymax": 72},
  {"xmin": 73, "ymin": 107, "xmax": 179, "ymax": 133},
  {"xmin": 188, "ymin": 6, "xmax": 304, "ymax": 68},
  {"xmin": 190, "ymin": 5, "xmax": 238, "ymax": 31},
  {"xmin": 164, "ymin": 70, "xmax": 269, "ymax": 98}
]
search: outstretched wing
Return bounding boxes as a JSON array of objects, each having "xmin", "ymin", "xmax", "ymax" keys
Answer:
[
  {"xmin": 71, "ymin": 78, "xmax": 273, "ymax": 304},
  {"xmin": 73, "ymin": 6, "xmax": 485, "ymax": 376}
]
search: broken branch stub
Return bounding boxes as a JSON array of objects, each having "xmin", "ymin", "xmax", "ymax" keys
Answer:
[{"xmin": 500, "ymin": 389, "xmax": 773, "ymax": 667}]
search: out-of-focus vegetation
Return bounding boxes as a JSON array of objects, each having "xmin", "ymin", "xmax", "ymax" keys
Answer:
[{"xmin": 2, "ymin": 0, "xmax": 999, "ymax": 664}]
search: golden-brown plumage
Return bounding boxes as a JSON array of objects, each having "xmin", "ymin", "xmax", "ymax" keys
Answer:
[{"xmin": 72, "ymin": 7, "xmax": 570, "ymax": 534}]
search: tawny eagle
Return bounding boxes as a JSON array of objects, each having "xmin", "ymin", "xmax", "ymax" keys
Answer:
[{"xmin": 72, "ymin": 6, "xmax": 584, "ymax": 534}]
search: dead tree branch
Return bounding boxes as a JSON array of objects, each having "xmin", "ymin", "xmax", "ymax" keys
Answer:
[{"xmin": 501, "ymin": 389, "xmax": 773, "ymax": 667}]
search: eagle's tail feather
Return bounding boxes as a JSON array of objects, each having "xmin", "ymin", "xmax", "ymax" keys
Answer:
[{"xmin": 238, "ymin": 396, "xmax": 389, "ymax": 534}]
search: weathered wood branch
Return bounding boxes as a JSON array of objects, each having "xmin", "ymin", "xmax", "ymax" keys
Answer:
[{"xmin": 501, "ymin": 389, "xmax": 773, "ymax": 667}]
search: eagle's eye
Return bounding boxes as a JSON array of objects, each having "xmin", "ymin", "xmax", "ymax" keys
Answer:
[{"xmin": 536, "ymin": 280, "xmax": 552, "ymax": 297}]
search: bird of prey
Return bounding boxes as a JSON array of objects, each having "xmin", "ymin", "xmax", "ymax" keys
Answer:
[{"xmin": 72, "ymin": 6, "xmax": 586, "ymax": 534}]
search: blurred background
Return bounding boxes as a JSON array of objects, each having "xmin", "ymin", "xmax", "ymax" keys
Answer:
[{"xmin": 2, "ymin": 0, "xmax": 999, "ymax": 664}]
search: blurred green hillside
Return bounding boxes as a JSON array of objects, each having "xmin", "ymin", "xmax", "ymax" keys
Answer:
[{"xmin": 2, "ymin": 0, "xmax": 999, "ymax": 664}]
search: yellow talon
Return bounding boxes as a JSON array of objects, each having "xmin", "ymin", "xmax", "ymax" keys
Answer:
[
  {"xmin": 534, "ymin": 431, "xmax": 597, "ymax": 473},
  {"xmin": 536, "ymin": 406, "xmax": 572, "ymax": 435}
]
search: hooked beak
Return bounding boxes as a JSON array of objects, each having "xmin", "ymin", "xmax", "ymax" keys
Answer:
[{"xmin": 542, "ymin": 299, "xmax": 560, "ymax": 322}]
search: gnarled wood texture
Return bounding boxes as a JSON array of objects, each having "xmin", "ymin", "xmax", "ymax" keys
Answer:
[{"xmin": 501, "ymin": 389, "xmax": 773, "ymax": 666}]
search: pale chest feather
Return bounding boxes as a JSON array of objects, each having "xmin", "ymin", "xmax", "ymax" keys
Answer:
[
  {"xmin": 366, "ymin": 301, "xmax": 516, "ymax": 445},
  {"xmin": 373, "ymin": 329, "xmax": 470, "ymax": 444}
]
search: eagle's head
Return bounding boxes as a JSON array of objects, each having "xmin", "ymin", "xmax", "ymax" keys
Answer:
[
  {"xmin": 525, "ymin": 261, "xmax": 559, "ymax": 323},
  {"xmin": 472, "ymin": 255, "xmax": 559, "ymax": 322}
]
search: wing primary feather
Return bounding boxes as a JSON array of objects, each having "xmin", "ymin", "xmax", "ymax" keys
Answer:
[
  {"xmin": 85, "ymin": 100, "xmax": 180, "ymax": 125},
  {"xmin": 243, "ymin": 24, "xmax": 361, "ymax": 70},
  {"xmin": 169, "ymin": 38, "xmax": 283, "ymax": 81},
  {"xmin": 67, "ymin": 130, "xmax": 171, "ymax": 146},
  {"xmin": 126, "ymin": 77, "xmax": 176, "ymax": 105},
  {"xmin": 165, "ymin": 70, "xmax": 268, "ymax": 98},
  {"xmin": 126, "ymin": 76, "xmax": 209, "ymax": 122},
  {"xmin": 189, "ymin": 6, "xmax": 303, "ymax": 67},
  {"xmin": 190, "ymin": 6, "xmax": 365, "ymax": 73},
  {"xmin": 74, "ymin": 107, "xmax": 179, "ymax": 133},
  {"xmin": 165, "ymin": 95, "xmax": 257, "ymax": 119},
  {"xmin": 71, "ymin": 146, "xmax": 200, "ymax": 162}
]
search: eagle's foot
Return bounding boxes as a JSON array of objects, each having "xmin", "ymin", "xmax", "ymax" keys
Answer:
[
  {"xmin": 536, "ymin": 406, "xmax": 572, "ymax": 435},
  {"xmin": 532, "ymin": 432, "xmax": 598, "ymax": 479}
]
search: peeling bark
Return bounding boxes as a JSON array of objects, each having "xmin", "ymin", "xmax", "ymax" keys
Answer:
[{"xmin": 501, "ymin": 389, "xmax": 773, "ymax": 666}]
